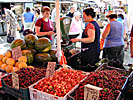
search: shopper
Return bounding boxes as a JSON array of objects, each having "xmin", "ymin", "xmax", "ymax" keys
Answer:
[
  {"xmin": 71, "ymin": 8, "xmax": 100, "ymax": 67},
  {"xmin": 22, "ymin": 7, "xmax": 34, "ymax": 30},
  {"xmin": 35, "ymin": 6, "xmax": 55, "ymax": 40},
  {"xmin": 117, "ymin": 14, "xmax": 129, "ymax": 51},
  {"xmin": 66, "ymin": 7, "xmax": 75, "ymax": 18},
  {"xmin": 51, "ymin": 7, "xmax": 56, "ymax": 28},
  {"xmin": 4, "ymin": 8, "xmax": 18, "ymax": 42},
  {"xmin": 130, "ymin": 25, "xmax": 133, "ymax": 58},
  {"xmin": 102, "ymin": 11, "xmax": 124, "ymax": 65},
  {"xmin": 31, "ymin": 9, "xmax": 41, "ymax": 31}
]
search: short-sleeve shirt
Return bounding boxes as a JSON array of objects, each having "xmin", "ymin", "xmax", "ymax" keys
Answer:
[
  {"xmin": 23, "ymin": 12, "xmax": 34, "ymax": 23},
  {"xmin": 130, "ymin": 25, "xmax": 133, "ymax": 37},
  {"xmin": 35, "ymin": 18, "xmax": 54, "ymax": 40},
  {"xmin": 84, "ymin": 23, "xmax": 95, "ymax": 34}
]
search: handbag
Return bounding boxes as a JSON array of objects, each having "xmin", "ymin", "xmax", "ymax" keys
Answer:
[{"xmin": 7, "ymin": 34, "xmax": 14, "ymax": 43}]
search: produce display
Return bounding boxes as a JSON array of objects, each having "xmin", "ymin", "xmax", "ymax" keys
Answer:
[
  {"xmin": 3, "ymin": 68, "xmax": 46, "ymax": 88},
  {"xmin": 33, "ymin": 68, "xmax": 87, "ymax": 97},
  {"xmin": 10, "ymin": 34, "xmax": 57, "ymax": 65},
  {"xmin": 73, "ymin": 70, "xmax": 126, "ymax": 100},
  {"xmin": 0, "ymin": 50, "xmax": 34, "ymax": 73}
]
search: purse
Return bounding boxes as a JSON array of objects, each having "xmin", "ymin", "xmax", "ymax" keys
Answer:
[{"xmin": 7, "ymin": 34, "xmax": 14, "ymax": 43}]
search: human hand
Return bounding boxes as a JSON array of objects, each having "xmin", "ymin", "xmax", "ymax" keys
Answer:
[
  {"xmin": 71, "ymin": 38, "xmax": 80, "ymax": 43},
  {"xmin": 49, "ymin": 31, "xmax": 55, "ymax": 35},
  {"xmin": 131, "ymin": 53, "xmax": 133, "ymax": 58}
]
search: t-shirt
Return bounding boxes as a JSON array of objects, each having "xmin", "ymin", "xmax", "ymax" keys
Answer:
[
  {"xmin": 130, "ymin": 25, "xmax": 133, "ymax": 37},
  {"xmin": 66, "ymin": 12, "xmax": 74, "ymax": 18},
  {"xmin": 23, "ymin": 12, "xmax": 34, "ymax": 23},
  {"xmin": 35, "ymin": 18, "xmax": 54, "ymax": 40}
]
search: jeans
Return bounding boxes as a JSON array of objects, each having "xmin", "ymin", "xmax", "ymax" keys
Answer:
[{"xmin": 103, "ymin": 45, "xmax": 124, "ymax": 64}]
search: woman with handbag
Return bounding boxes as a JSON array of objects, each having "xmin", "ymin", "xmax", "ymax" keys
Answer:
[
  {"xmin": 4, "ymin": 8, "xmax": 18, "ymax": 43},
  {"xmin": 35, "ymin": 6, "xmax": 55, "ymax": 40}
]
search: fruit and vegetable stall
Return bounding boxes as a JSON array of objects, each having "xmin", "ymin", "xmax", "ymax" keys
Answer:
[{"xmin": 0, "ymin": 34, "xmax": 132, "ymax": 100}]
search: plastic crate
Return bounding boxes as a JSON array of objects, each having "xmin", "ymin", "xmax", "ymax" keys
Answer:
[
  {"xmin": 1, "ymin": 77, "xmax": 30, "ymax": 100},
  {"xmin": 95, "ymin": 63, "xmax": 131, "ymax": 77},
  {"xmin": 67, "ymin": 86, "xmax": 121, "ymax": 100},
  {"xmin": 29, "ymin": 70, "xmax": 89, "ymax": 100}
]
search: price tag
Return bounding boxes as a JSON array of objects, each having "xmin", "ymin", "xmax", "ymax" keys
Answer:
[
  {"xmin": 46, "ymin": 62, "xmax": 56, "ymax": 77},
  {"xmin": 12, "ymin": 46, "xmax": 22, "ymax": 61},
  {"xmin": 12, "ymin": 72, "xmax": 19, "ymax": 89},
  {"xmin": 84, "ymin": 84, "xmax": 102, "ymax": 100}
]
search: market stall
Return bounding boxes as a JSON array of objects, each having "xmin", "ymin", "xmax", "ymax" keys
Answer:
[{"xmin": 0, "ymin": 0, "xmax": 132, "ymax": 100}]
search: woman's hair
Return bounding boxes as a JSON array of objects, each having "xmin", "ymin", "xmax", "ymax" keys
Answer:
[
  {"xmin": 26, "ymin": 7, "xmax": 30, "ymax": 12},
  {"xmin": 41, "ymin": 6, "xmax": 50, "ymax": 13},
  {"xmin": 83, "ymin": 8, "xmax": 96, "ymax": 18},
  {"xmin": 107, "ymin": 14, "xmax": 117, "ymax": 19},
  {"xmin": 35, "ymin": 9, "xmax": 40, "ymax": 15},
  {"xmin": 118, "ymin": 14, "xmax": 124, "ymax": 19}
]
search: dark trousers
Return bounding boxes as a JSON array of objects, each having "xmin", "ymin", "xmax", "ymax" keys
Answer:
[{"xmin": 103, "ymin": 45, "xmax": 124, "ymax": 64}]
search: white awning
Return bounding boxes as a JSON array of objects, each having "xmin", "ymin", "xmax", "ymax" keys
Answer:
[
  {"xmin": 0, "ymin": 0, "xmax": 34, "ymax": 2},
  {"xmin": 35, "ymin": 0, "xmax": 73, "ymax": 3}
]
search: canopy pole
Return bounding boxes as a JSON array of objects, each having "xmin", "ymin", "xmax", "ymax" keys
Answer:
[{"xmin": 56, "ymin": 0, "xmax": 62, "ymax": 63}]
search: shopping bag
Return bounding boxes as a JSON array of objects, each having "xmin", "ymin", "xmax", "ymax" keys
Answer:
[
  {"xmin": 59, "ymin": 51, "xmax": 67, "ymax": 65},
  {"xmin": 7, "ymin": 34, "xmax": 14, "ymax": 43}
]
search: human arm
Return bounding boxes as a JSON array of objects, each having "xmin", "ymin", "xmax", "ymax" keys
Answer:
[
  {"xmin": 71, "ymin": 28, "xmax": 95, "ymax": 43},
  {"xmin": 102, "ymin": 24, "xmax": 110, "ymax": 39},
  {"xmin": 21, "ymin": 14, "xmax": 25, "ymax": 25},
  {"xmin": 35, "ymin": 26, "xmax": 55, "ymax": 36},
  {"xmin": 7, "ymin": 23, "xmax": 10, "ymax": 34}
]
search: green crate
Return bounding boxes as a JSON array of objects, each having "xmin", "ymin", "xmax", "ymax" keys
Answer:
[{"xmin": 1, "ymin": 77, "xmax": 30, "ymax": 100}]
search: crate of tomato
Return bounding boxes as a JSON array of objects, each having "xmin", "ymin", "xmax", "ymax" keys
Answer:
[
  {"xmin": 2, "ymin": 68, "xmax": 46, "ymax": 100},
  {"xmin": 29, "ymin": 68, "xmax": 89, "ymax": 100}
]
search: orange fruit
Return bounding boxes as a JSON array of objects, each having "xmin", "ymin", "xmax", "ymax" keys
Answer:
[
  {"xmin": 0, "ymin": 54, "xmax": 4, "ymax": 61},
  {"xmin": 1, "ymin": 64, "xmax": 7, "ymax": 70},
  {"xmin": 6, "ymin": 58, "xmax": 15, "ymax": 66},
  {"xmin": 18, "ymin": 62, "xmax": 27, "ymax": 69},
  {"xmin": 12, "ymin": 67, "xmax": 19, "ymax": 72},
  {"xmin": 27, "ymin": 66, "xmax": 34, "ymax": 69},
  {"xmin": 15, "ymin": 62, "xmax": 20, "ymax": 67},
  {"xmin": 18, "ymin": 56, "xmax": 27, "ymax": 63},
  {"xmin": 2, "ymin": 56, "xmax": 8, "ymax": 64},
  {"xmin": 6, "ymin": 65, "xmax": 13, "ymax": 73},
  {"xmin": 5, "ymin": 51, "xmax": 12, "ymax": 58},
  {"xmin": 0, "ymin": 61, "xmax": 3, "ymax": 68}
]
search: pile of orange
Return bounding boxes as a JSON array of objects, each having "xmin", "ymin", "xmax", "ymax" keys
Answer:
[{"xmin": 0, "ymin": 50, "xmax": 34, "ymax": 73}]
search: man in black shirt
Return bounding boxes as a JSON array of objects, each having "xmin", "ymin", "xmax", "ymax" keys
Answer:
[{"xmin": 66, "ymin": 7, "xmax": 75, "ymax": 18}]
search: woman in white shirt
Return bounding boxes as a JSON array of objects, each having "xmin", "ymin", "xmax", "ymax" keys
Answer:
[{"xmin": 69, "ymin": 11, "xmax": 83, "ymax": 39}]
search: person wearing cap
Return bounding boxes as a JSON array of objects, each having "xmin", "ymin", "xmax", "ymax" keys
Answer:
[
  {"xmin": 69, "ymin": 11, "xmax": 83, "ymax": 39},
  {"xmin": 35, "ymin": 6, "xmax": 55, "ymax": 40},
  {"xmin": 22, "ymin": 7, "xmax": 34, "ymax": 30},
  {"xmin": 71, "ymin": 8, "xmax": 100, "ymax": 68},
  {"xmin": 102, "ymin": 11, "xmax": 124, "ymax": 65}
]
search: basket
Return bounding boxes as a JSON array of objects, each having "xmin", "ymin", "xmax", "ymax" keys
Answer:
[
  {"xmin": 95, "ymin": 64, "xmax": 133, "ymax": 100},
  {"xmin": 29, "ymin": 70, "xmax": 89, "ymax": 100},
  {"xmin": 2, "ymin": 78, "xmax": 30, "ymax": 100}
]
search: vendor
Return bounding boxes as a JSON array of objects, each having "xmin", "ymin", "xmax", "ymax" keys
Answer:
[
  {"xmin": 35, "ymin": 6, "xmax": 55, "ymax": 40},
  {"xmin": 71, "ymin": 8, "xmax": 100, "ymax": 67}
]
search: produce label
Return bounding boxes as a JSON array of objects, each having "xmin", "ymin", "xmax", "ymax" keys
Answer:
[
  {"xmin": 46, "ymin": 62, "xmax": 56, "ymax": 77},
  {"xmin": 12, "ymin": 72, "xmax": 19, "ymax": 89},
  {"xmin": 12, "ymin": 46, "xmax": 22, "ymax": 61},
  {"xmin": 84, "ymin": 84, "xmax": 102, "ymax": 100}
]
